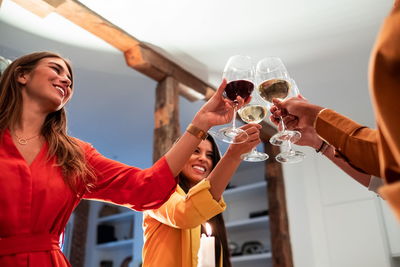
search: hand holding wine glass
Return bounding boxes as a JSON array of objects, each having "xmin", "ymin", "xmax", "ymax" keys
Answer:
[
  {"xmin": 192, "ymin": 79, "xmax": 247, "ymax": 130},
  {"xmin": 255, "ymin": 57, "xmax": 305, "ymax": 163},
  {"xmin": 211, "ymin": 55, "xmax": 255, "ymax": 144}
]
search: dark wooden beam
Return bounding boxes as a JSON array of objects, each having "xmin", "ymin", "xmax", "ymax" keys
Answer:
[
  {"xmin": 124, "ymin": 44, "xmax": 214, "ymax": 98},
  {"xmin": 11, "ymin": 0, "xmax": 216, "ymax": 100},
  {"xmin": 69, "ymin": 200, "xmax": 90, "ymax": 267},
  {"xmin": 260, "ymin": 121, "xmax": 277, "ymax": 141},
  {"xmin": 264, "ymin": 140, "xmax": 294, "ymax": 267},
  {"xmin": 153, "ymin": 76, "xmax": 180, "ymax": 162}
]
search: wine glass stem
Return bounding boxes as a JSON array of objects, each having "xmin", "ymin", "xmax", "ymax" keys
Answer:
[
  {"xmin": 279, "ymin": 116, "xmax": 286, "ymax": 132},
  {"xmin": 232, "ymin": 102, "xmax": 238, "ymax": 129}
]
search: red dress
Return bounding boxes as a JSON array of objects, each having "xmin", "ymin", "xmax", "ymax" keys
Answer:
[{"xmin": 0, "ymin": 129, "xmax": 176, "ymax": 266}]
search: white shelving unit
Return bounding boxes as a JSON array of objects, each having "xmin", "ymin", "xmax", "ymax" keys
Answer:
[
  {"xmin": 223, "ymin": 161, "xmax": 272, "ymax": 267},
  {"xmin": 84, "ymin": 202, "xmax": 143, "ymax": 267}
]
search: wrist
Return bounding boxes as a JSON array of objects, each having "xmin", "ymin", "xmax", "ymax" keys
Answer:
[
  {"xmin": 225, "ymin": 147, "xmax": 246, "ymax": 162},
  {"xmin": 191, "ymin": 113, "xmax": 211, "ymax": 132}
]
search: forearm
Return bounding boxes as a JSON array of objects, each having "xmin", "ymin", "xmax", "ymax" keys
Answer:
[
  {"xmin": 164, "ymin": 117, "xmax": 210, "ymax": 177},
  {"xmin": 321, "ymin": 143, "xmax": 372, "ymax": 188},
  {"xmin": 206, "ymin": 152, "xmax": 242, "ymax": 201},
  {"xmin": 315, "ymin": 109, "xmax": 380, "ymax": 176}
]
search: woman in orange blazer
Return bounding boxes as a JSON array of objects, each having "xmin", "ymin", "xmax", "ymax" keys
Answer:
[{"xmin": 142, "ymin": 125, "xmax": 261, "ymax": 267}]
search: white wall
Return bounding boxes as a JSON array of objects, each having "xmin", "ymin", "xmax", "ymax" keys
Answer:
[{"xmin": 284, "ymin": 146, "xmax": 400, "ymax": 267}]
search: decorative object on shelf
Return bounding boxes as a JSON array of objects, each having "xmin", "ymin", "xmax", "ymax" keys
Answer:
[
  {"xmin": 241, "ymin": 241, "xmax": 264, "ymax": 255},
  {"xmin": 97, "ymin": 224, "xmax": 117, "ymax": 244},
  {"xmin": 100, "ymin": 260, "xmax": 113, "ymax": 267},
  {"xmin": 228, "ymin": 241, "xmax": 241, "ymax": 256},
  {"xmin": 249, "ymin": 209, "xmax": 269, "ymax": 218},
  {"xmin": 120, "ymin": 256, "xmax": 132, "ymax": 267},
  {"xmin": 198, "ymin": 223, "xmax": 215, "ymax": 267},
  {"xmin": 99, "ymin": 204, "xmax": 120, "ymax": 217}
]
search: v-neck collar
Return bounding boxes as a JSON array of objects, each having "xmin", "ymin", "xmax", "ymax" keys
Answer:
[{"xmin": 4, "ymin": 128, "xmax": 48, "ymax": 168}]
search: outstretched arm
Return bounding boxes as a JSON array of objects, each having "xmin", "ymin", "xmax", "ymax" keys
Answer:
[{"xmin": 164, "ymin": 79, "xmax": 250, "ymax": 176}]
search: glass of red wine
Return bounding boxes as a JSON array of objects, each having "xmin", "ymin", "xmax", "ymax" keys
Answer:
[{"xmin": 214, "ymin": 55, "xmax": 255, "ymax": 144}]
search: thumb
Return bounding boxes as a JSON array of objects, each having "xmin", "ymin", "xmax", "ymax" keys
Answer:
[
  {"xmin": 215, "ymin": 79, "xmax": 227, "ymax": 98},
  {"xmin": 272, "ymin": 98, "xmax": 283, "ymax": 109}
]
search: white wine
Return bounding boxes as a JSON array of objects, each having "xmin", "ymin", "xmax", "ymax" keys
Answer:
[
  {"xmin": 238, "ymin": 105, "xmax": 268, "ymax": 124},
  {"xmin": 258, "ymin": 79, "xmax": 290, "ymax": 103}
]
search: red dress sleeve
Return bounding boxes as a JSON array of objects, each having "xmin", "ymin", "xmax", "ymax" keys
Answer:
[{"xmin": 81, "ymin": 142, "xmax": 177, "ymax": 211}]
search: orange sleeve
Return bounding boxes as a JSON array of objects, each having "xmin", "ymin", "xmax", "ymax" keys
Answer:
[{"xmin": 315, "ymin": 109, "xmax": 380, "ymax": 176}]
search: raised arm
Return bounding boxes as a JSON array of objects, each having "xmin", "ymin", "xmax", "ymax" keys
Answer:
[
  {"xmin": 164, "ymin": 79, "xmax": 249, "ymax": 176},
  {"xmin": 206, "ymin": 123, "xmax": 261, "ymax": 201}
]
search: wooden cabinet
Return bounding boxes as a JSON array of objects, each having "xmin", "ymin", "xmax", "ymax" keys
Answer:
[{"xmin": 223, "ymin": 161, "xmax": 272, "ymax": 267}]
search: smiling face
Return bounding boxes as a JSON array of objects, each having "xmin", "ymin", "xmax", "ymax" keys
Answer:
[
  {"xmin": 17, "ymin": 57, "xmax": 73, "ymax": 113},
  {"xmin": 181, "ymin": 139, "xmax": 214, "ymax": 187}
]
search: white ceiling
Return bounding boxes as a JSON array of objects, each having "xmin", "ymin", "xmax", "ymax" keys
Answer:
[
  {"xmin": 0, "ymin": 0, "xmax": 392, "ymax": 86},
  {"xmin": 0, "ymin": 0, "xmax": 394, "ymax": 165}
]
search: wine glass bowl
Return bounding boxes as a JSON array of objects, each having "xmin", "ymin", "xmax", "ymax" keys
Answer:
[
  {"xmin": 213, "ymin": 55, "xmax": 255, "ymax": 144},
  {"xmin": 237, "ymin": 92, "xmax": 269, "ymax": 162}
]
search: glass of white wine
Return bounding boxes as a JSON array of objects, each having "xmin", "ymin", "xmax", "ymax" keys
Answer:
[
  {"xmin": 255, "ymin": 57, "xmax": 305, "ymax": 163},
  {"xmin": 237, "ymin": 92, "xmax": 269, "ymax": 162}
]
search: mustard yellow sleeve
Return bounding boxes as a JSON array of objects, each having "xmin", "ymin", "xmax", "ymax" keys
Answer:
[
  {"xmin": 145, "ymin": 179, "xmax": 226, "ymax": 229},
  {"xmin": 315, "ymin": 109, "xmax": 380, "ymax": 176}
]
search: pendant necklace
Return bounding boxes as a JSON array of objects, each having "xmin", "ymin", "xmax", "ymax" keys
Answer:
[{"xmin": 14, "ymin": 133, "xmax": 39, "ymax": 145}]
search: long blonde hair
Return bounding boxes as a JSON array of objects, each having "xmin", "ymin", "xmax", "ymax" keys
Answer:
[{"xmin": 0, "ymin": 51, "xmax": 95, "ymax": 193}]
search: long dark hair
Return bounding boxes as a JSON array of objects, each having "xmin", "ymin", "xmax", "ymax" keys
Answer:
[
  {"xmin": 178, "ymin": 135, "xmax": 232, "ymax": 267},
  {"xmin": 0, "ymin": 52, "xmax": 95, "ymax": 193}
]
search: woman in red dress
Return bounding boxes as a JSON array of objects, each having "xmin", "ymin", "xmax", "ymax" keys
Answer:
[{"xmin": 0, "ymin": 52, "xmax": 248, "ymax": 267}]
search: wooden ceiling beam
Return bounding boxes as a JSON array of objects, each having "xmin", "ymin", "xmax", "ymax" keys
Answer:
[{"xmin": 11, "ymin": 0, "xmax": 216, "ymax": 100}]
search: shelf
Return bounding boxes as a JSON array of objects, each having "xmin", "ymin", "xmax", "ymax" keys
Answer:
[
  {"xmin": 231, "ymin": 252, "xmax": 272, "ymax": 263},
  {"xmin": 224, "ymin": 181, "xmax": 266, "ymax": 199},
  {"xmin": 226, "ymin": 216, "xmax": 269, "ymax": 231},
  {"xmin": 393, "ymin": 252, "xmax": 400, "ymax": 258},
  {"xmin": 97, "ymin": 212, "xmax": 134, "ymax": 223},
  {"xmin": 96, "ymin": 239, "xmax": 134, "ymax": 250}
]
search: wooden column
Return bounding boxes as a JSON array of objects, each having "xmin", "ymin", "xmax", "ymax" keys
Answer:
[
  {"xmin": 261, "ymin": 123, "xmax": 294, "ymax": 267},
  {"xmin": 69, "ymin": 200, "xmax": 90, "ymax": 267},
  {"xmin": 153, "ymin": 76, "xmax": 180, "ymax": 162}
]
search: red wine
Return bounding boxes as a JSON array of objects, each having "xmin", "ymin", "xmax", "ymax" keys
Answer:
[{"xmin": 224, "ymin": 80, "xmax": 254, "ymax": 101}]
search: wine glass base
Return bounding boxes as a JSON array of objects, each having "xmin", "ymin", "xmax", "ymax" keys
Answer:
[
  {"xmin": 275, "ymin": 150, "xmax": 305, "ymax": 164},
  {"xmin": 270, "ymin": 130, "xmax": 301, "ymax": 146},
  {"xmin": 241, "ymin": 151, "xmax": 269, "ymax": 162},
  {"xmin": 212, "ymin": 127, "xmax": 248, "ymax": 144}
]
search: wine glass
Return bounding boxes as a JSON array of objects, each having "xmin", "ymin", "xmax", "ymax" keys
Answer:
[
  {"xmin": 255, "ymin": 57, "xmax": 305, "ymax": 163},
  {"xmin": 212, "ymin": 55, "xmax": 255, "ymax": 144},
  {"xmin": 274, "ymin": 78, "xmax": 305, "ymax": 163},
  {"xmin": 237, "ymin": 92, "xmax": 269, "ymax": 161},
  {"xmin": 255, "ymin": 57, "xmax": 301, "ymax": 145}
]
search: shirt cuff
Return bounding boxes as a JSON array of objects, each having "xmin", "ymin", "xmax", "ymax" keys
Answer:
[
  {"xmin": 315, "ymin": 109, "xmax": 364, "ymax": 149},
  {"xmin": 368, "ymin": 176, "xmax": 384, "ymax": 195},
  {"xmin": 187, "ymin": 180, "xmax": 226, "ymax": 219}
]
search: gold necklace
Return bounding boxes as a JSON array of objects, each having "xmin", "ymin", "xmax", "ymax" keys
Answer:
[{"xmin": 14, "ymin": 132, "xmax": 39, "ymax": 145}]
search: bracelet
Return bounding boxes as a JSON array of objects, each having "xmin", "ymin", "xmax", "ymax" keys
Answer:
[
  {"xmin": 186, "ymin": 123, "xmax": 208, "ymax": 140},
  {"xmin": 316, "ymin": 140, "xmax": 329, "ymax": 154}
]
